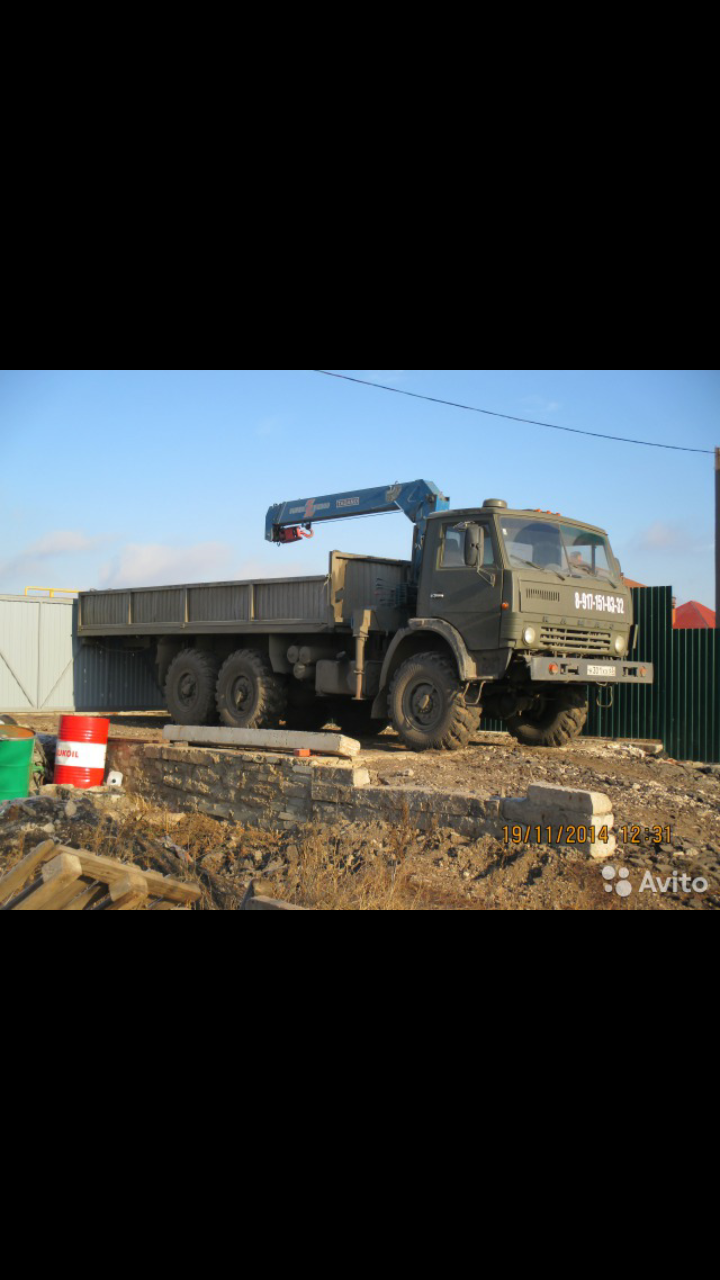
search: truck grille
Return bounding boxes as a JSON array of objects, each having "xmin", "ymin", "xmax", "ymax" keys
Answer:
[
  {"xmin": 525, "ymin": 587, "xmax": 561, "ymax": 604},
  {"xmin": 540, "ymin": 626, "xmax": 612, "ymax": 655}
]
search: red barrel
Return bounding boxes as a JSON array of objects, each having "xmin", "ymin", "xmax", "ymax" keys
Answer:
[{"xmin": 54, "ymin": 716, "xmax": 110, "ymax": 788}]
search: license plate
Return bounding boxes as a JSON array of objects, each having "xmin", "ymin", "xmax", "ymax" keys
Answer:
[{"xmin": 587, "ymin": 665, "xmax": 616, "ymax": 676}]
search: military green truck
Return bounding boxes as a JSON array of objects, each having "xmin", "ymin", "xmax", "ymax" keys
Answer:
[{"xmin": 77, "ymin": 480, "xmax": 653, "ymax": 750}]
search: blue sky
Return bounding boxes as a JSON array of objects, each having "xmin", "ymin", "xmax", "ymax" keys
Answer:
[{"xmin": 0, "ymin": 369, "xmax": 717, "ymax": 607}]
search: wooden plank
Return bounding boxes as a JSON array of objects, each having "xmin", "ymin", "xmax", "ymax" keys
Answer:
[
  {"xmin": 0, "ymin": 840, "xmax": 58, "ymax": 906},
  {"xmin": 163, "ymin": 725, "xmax": 361, "ymax": 758},
  {"xmin": 11, "ymin": 853, "xmax": 83, "ymax": 911},
  {"xmin": 40, "ymin": 874, "xmax": 103, "ymax": 912},
  {"xmin": 63, "ymin": 881, "xmax": 111, "ymax": 911},
  {"xmin": 102, "ymin": 870, "xmax": 149, "ymax": 911},
  {"xmin": 244, "ymin": 894, "xmax": 308, "ymax": 912},
  {"xmin": 50, "ymin": 845, "xmax": 201, "ymax": 904},
  {"xmin": 1, "ymin": 841, "xmax": 200, "ymax": 908}
]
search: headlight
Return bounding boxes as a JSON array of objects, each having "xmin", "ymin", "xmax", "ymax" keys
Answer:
[
  {"xmin": 523, "ymin": 627, "xmax": 536, "ymax": 645},
  {"xmin": 613, "ymin": 635, "xmax": 627, "ymax": 655}
]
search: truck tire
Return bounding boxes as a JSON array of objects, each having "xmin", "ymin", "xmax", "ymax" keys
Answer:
[
  {"xmin": 388, "ymin": 652, "xmax": 480, "ymax": 751},
  {"xmin": 506, "ymin": 687, "xmax": 588, "ymax": 748},
  {"xmin": 216, "ymin": 649, "xmax": 287, "ymax": 729},
  {"xmin": 165, "ymin": 650, "xmax": 219, "ymax": 726}
]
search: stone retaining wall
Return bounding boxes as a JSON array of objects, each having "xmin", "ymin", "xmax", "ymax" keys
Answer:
[{"xmin": 105, "ymin": 740, "xmax": 615, "ymax": 858}]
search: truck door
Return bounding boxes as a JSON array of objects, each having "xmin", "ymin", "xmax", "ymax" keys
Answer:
[{"xmin": 418, "ymin": 519, "xmax": 503, "ymax": 651}]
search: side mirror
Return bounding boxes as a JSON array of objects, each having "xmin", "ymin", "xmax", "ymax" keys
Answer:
[{"xmin": 464, "ymin": 524, "xmax": 484, "ymax": 568}]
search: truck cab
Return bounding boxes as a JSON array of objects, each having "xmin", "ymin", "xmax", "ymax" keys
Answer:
[{"xmin": 391, "ymin": 500, "xmax": 650, "ymax": 747}]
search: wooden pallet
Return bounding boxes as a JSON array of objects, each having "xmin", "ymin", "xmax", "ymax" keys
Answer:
[{"xmin": 0, "ymin": 840, "xmax": 202, "ymax": 911}]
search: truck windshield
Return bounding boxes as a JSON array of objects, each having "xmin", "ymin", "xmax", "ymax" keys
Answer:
[{"xmin": 499, "ymin": 517, "xmax": 618, "ymax": 582}]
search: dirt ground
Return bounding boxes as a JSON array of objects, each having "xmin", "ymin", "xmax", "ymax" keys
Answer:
[{"xmin": 2, "ymin": 711, "xmax": 719, "ymax": 910}]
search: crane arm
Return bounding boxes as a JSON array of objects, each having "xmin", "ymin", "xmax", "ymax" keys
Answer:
[
  {"xmin": 266, "ymin": 481, "xmax": 448, "ymax": 540},
  {"xmin": 265, "ymin": 481, "xmax": 450, "ymax": 577}
]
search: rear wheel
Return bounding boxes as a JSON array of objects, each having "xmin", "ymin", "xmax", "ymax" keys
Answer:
[
  {"xmin": 165, "ymin": 650, "xmax": 219, "ymax": 725},
  {"xmin": 506, "ymin": 687, "xmax": 588, "ymax": 747},
  {"xmin": 389, "ymin": 652, "xmax": 480, "ymax": 751},
  {"xmin": 216, "ymin": 649, "xmax": 287, "ymax": 729}
]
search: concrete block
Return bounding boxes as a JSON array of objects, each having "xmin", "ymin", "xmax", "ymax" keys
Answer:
[
  {"xmin": 202, "ymin": 801, "xmax": 233, "ymax": 819},
  {"xmin": 312, "ymin": 802, "xmax": 350, "ymax": 824},
  {"xmin": 526, "ymin": 783, "xmax": 612, "ymax": 815},
  {"xmin": 161, "ymin": 774, "xmax": 185, "ymax": 790},
  {"xmin": 277, "ymin": 781, "xmax": 310, "ymax": 800},
  {"xmin": 502, "ymin": 798, "xmax": 548, "ymax": 826},
  {"xmin": 312, "ymin": 783, "xmax": 351, "ymax": 804},
  {"xmin": 310, "ymin": 758, "xmax": 353, "ymax": 773},
  {"xmin": 453, "ymin": 815, "xmax": 486, "ymax": 837},
  {"xmin": 502, "ymin": 796, "xmax": 614, "ymax": 830},
  {"xmin": 372, "ymin": 786, "xmax": 432, "ymax": 811},
  {"xmin": 432, "ymin": 790, "xmax": 485, "ymax": 818},
  {"xmin": 586, "ymin": 834, "xmax": 617, "ymax": 860}
]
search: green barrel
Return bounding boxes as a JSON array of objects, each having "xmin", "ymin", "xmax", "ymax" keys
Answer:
[{"xmin": 0, "ymin": 726, "xmax": 36, "ymax": 803}]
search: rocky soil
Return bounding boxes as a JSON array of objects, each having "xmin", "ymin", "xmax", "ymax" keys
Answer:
[{"xmin": 2, "ymin": 712, "xmax": 719, "ymax": 910}]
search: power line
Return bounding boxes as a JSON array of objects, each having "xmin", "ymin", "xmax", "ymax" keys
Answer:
[{"xmin": 312, "ymin": 370, "xmax": 714, "ymax": 455}]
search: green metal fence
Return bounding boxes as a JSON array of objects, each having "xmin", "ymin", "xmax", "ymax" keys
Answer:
[
  {"xmin": 481, "ymin": 587, "xmax": 720, "ymax": 762},
  {"xmin": 585, "ymin": 587, "xmax": 719, "ymax": 761}
]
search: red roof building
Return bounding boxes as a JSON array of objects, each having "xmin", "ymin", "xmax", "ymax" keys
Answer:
[{"xmin": 673, "ymin": 601, "xmax": 716, "ymax": 629}]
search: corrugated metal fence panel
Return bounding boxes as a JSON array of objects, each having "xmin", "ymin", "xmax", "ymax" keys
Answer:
[
  {"xmin": 38, "ymin": 597, "xmax": 76, "ymax": 709},
  {"xmin": 0, "ymin": 596, "xmax": 164, "ymax": 712},
  {"xmin": 71, "ymin": 631, "xmax": 166, "ymax": 712},
  {"xmin": 585, "ymin": 587, "xmax": 673, "ymax": 744},
  {"xmin": 671, "ymin": 625, "xmax": 719, "ymax": 762},
  {"xmin": 0, "ymin": 596, "xmax": 40, "ymax": 709},
  {"xmin": 585, "ymin": 586, "xmax": 720, "ymax": 761}
]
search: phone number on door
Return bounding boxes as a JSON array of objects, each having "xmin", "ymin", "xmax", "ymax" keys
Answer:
[{"xmin": 574, "ymin": 593, "xmax": 625, "ymax": 613}]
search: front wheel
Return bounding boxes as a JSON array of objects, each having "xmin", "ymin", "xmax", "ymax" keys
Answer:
[
  {"xmin": 388, "ymin": 652, "xmax": 480, "ymax": 751},
  {"xmin": 506, "ymin": 687, "xmax": 588, "ymax": 748}
]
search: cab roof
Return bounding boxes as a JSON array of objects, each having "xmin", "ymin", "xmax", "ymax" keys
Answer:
[{"xmin": 426, "ymin": 507, "xmax": 610, "ymax": 537}]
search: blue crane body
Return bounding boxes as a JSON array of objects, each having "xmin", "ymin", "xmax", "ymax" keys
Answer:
[{"xmin": 266, "ymin": 479, "xmax": 449, "ymax": 581}]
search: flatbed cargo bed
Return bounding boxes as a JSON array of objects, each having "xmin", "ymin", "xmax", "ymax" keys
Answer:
[{"xmin": 78, "ymin": 552, "xmax": 411, "ymax": 637}]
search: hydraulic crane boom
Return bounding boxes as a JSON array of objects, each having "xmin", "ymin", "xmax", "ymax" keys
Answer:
[{"xmin": 265, "ymin": 480, "xmax": 450, "ymax": 579}]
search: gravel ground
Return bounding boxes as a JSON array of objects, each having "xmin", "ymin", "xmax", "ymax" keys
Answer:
[{"xmin": 3, "ymin": 711, "xmax": 719, "ymax": 910}]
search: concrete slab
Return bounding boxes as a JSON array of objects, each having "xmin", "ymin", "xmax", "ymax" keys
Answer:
[{"xmin": 162, "ymin": 725, "xmax": 361, "ymax": 758}]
